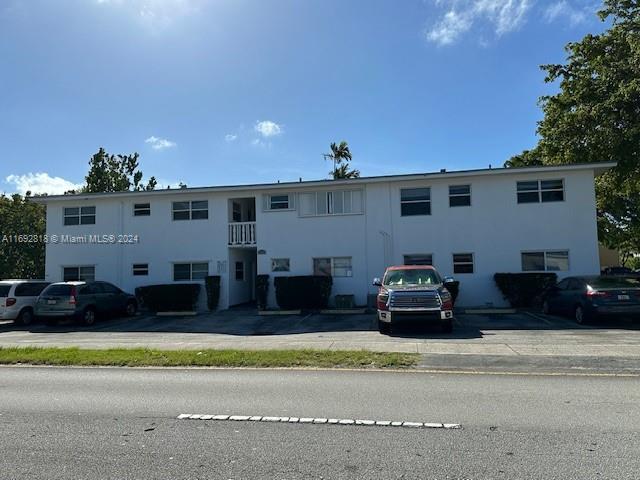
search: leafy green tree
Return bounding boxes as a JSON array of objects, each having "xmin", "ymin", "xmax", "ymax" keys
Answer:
[
  {"xmin": 0, "ymin": 194, "xmax": 46, "ymax": 279},
  {"xmin": 82, "ymin": 148, "xmax": 157, "ymax": 193},
  {"xmin": 506, "ymin": 0, "xmax": 640, "ymax": 260},
  {"xmin": 325, "ymin": 141, "xmax": 360, "ymax": 179}
]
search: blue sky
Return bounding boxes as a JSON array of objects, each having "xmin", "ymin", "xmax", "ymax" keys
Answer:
[{"xmin": 0, "ymin": 0, "xmax": 606, "ymax": 194}]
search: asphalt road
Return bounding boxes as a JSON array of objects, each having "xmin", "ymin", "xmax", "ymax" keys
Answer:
[{"xmin": 1, "ymin": 367, "xmax": 639, "ymax": 479}]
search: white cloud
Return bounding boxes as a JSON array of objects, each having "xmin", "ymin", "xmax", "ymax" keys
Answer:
[
  {"xmin": 5, "ymin": 173, "xmax": 83, "ymax": 195},
  {"xmin": 544, "ymin": 1, "xmax": 588, "ymax": 26},
  {"xmin": 225, "ymin": 134, "xmax": 238, "ymax": 142},
  {"xmin": 145, "ymin": 136, "xmax": 177, "ymax": 150},
  {"xmin": 426, "ymin": 0, "xmax": 531, "ymax": 46},
  {"xmin": 254, "ymin": 120, "xmax": 283, "ymax": 138},
  {"xmin": 95, "ymin": 0, "xmax": 201, "ymax": 31}
]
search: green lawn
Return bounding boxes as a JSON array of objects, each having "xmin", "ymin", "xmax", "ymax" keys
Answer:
[{"xmin": 0, "ymin": 347, "xmax": 418, "ymax": 369}]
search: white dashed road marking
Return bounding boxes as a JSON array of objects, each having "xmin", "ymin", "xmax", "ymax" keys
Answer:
[{"xmin": 177, "ymin": 413, "xmax": 461, "ymax": 429}]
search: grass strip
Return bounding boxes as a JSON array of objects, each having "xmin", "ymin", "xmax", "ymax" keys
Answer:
[{"xmin": 0, "ymin": 347, "xmax": 418, "ymax": 369}]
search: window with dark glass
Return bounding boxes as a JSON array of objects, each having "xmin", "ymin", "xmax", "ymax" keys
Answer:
[
  {"xmin": 64, "ymin": 206, "xmax": 95, "ymax": 225},
  {"xmin": 132, "ymin": 263, "xmax": 149, "ymax": 276},
  {"xmin": 517, "ymin": 179, "xmax": 564, "ymax": 204},
  {"xmin": 449, "ymin": 185, "xmax": 471, "ymax": 207},
  {"xmin": 452, "ymin": 253, "xmax": 474, "ymax": 274},
  {"xmin": 403, "ymin": 254, "xmax": 433, "ymax": 266},
  {"xmin": 134, "ymin": 203, "xmax": 151, "ymax": 216},
  {"xmin": 235, "ymin": 261, "xmax": 244, "ymax": 281},
  {"xmin": 63, "ymin": 266, "xmax": 95, "ymax": 282},
  {"xmin": 400, "ymin": 188, "xmax": 431, "ymax": 216},
  {"xmin": 269, "ymin": 195, "xmax": 290, "ymax": 210},
  {"xmin": 172, "ymin": 201, "xmax": 208, "ymax": 220}
]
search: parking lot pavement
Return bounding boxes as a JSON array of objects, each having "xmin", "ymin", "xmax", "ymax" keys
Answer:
[{"xmin": 1, "ymin": 308, "xmax": 640, "ymax": 362}]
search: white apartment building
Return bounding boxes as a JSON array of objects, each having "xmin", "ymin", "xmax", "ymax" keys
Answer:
[{"xmin": 36, "ymin": 162, "xmax": 614, "ymax": 310}]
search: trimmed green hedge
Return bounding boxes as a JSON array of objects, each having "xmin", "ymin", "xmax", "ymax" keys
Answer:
[
  {"xmin": 135, "ymin": 284, "xmax": 201, "ymax": 312},
  {"xmin": 205, "ymin": 276, "xmax": 221, "ymax": 311},
  {"xmin": 274, "ymin": 275, "xmax": 333, "ymax": 310},
  {"xmin": 494, "ymin": 273, "xmax": 557, "ymax": 308}
]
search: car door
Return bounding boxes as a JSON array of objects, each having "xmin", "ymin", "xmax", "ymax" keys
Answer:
[
  {"xmin": 99, "ymin": 282, "xmax": 126, "ymax": 314},
  {"xmin": 548, "ymin": 279, "xmax": 570, "ymax": 312},
  {"xmin": 566, "ymin": 278, "xmax": 586, "ymax": 310}
]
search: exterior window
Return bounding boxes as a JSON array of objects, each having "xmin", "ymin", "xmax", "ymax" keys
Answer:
[
  {"xmin": 400, "ymin": 188, "xmax": 431, "ymax": 216},
  {"xmin": 133, "ymin": 203, "xmax": 151, "ymax": 216},
  {"xmin": 269, "ymin": 195, "xmax": 290, "ymax": 210},
  {"xmin": 313, "ymin": 257, "xmax": 352, "ymax": 277},
  {"xmin": 64, "ymin": 206, "xmax": 95, "ymax": 225},
  {"xmin": 299, "ymin": 190, "xmax": 363, "ymax": 217},
  {"xmin": 172, "ymin": 201, "xmax": 209, "ymax": 220},
  {"xmin": 403, "ymin": 254, "xmax": 433, "ymax": 266},
  {"xmin": 132, "ymin": 263, "xmax": 149, "ymax": 276},
  {"xmin": 452, "ymin": 253, "xmax": 474, "ymax": 274},
  {"xmin": 449, "ymin": 185, "xmax": 471, "ymax": 207},
  {"xmin": 271, "ymin": 258, "xmax": 290, "ymax": 272},
  {"xmin": 522, "ymin": 251, "xmax": 569, "ymax": 271},
  {"xmin": 173, "ymin": 262, "xmax": 209, "ymax": 281},
  {"xmin": 517, "ymin": 179, "xmax": 564, "ymax": 203},
  {"xmin": 63, "ymin": 266, "xmax": 95, "ymax": 282},
  {"xmin": 235, "ymin": 261, "xmax": 244, "ymax": 281}
]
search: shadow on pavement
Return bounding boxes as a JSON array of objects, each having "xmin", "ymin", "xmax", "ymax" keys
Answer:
[{"xmin": 0, "ymin": 309, "xmax": 638, "ymax": 338}]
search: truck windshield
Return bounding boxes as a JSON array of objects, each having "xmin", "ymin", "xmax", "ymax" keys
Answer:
[{"xmin": 383, "ymin": 269, "xmax": 441, "ymax": 286}]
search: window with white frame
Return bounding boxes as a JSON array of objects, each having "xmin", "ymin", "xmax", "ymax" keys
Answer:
[
  {"xmin": 63, "ymin": 266, "xmax": 95, "ymax": 282},
  {"xmin": 173, "ymin": 262, "xmax": 209, "ymax": 281},
  {"xmin": 452, "ymin": 253, "xmax": 474, "ymax": 274},
  {"xmin": 172, "ymin": 201, "xmax": 209, "ymax": 220},
  {"xmin": 235, "ymin": 261, "xmax": 245, "ymax": 281},
  {"xmin": 132, "ymin": 263, "xmax": 149, "ymax": 276},
  {"xmin": 64, "ymin": 206, "xmax": 96, "ymax": 225},
  {"xmin": 449, "ymin": 185, "xmax": 471, "ymax": 207},
  {"xmin": 298, "ymin": 190, "xmax": 363, "ymax": 217},
  {"xmin": 400, "ymin": 188, "xmax": 431, "ymax": 216},
  {"xmin": 521, "ymin": 251, "xmax": 569, "ymax": 271},
  {"xmin": 271, "ymin": 258, "xmax": 290, "ymax": 272},
  {"xmin": 133, "ymin": 203, "xmax": 151, "ymax": 216},
  {"xmin": 269, "ymin": 194, "xmax": 290, "ymax": 210},
  {"xmin": 403, "ymin": 254, "xmax": 433, "ymax": 266},
  {"xmin": 313, "ymin": 257, "xmax": 352, "ymax": 277},
  {"xmin": 517, "ymin": 179, "xmax": 564, "ymax": 204}
]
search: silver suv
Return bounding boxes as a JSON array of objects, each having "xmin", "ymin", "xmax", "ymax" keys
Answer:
[{"xmin": 0, "ymin": 280, "xmax": 50, "ymax": 325}]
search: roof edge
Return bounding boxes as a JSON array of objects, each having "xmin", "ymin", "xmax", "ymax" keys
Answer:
[{"xmin": 31, "ymin": 161, "xmax": 617, "ymax": 203}]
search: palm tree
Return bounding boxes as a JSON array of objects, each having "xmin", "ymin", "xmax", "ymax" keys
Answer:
[{"xmin": 324, "ymin": 141, "xmax": 360, "ymax": 179}]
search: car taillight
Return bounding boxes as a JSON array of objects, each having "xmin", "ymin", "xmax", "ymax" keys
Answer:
[
  {"xmin": 441, "ymin": 298, "xmax": 453, "ymax": 310},
  {"xmin": 586, "ymin": 289, "xmax": 610, "ymax": 298},
  {"xmin": 6, "ymin": 298, "xmax": 16, "ymax": 307},
  {"xmin": 69, "ymin": 287, "xmax": 77, "ymax": 305},
  {"xmin": 377, "ymin": 293, "xmax": 389, "ymax": 311}
]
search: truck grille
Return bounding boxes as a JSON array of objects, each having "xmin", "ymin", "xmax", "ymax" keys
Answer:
[{"xmin": 389, "ymin": 290, "xmax": 441, "ymax": 309}]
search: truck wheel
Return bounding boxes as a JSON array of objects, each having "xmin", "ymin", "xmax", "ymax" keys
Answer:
[
  {"xmin": 125, "ymin": 301, "xmax": 137, "ymax": 317},
  {"xmin": 442, "ymin": 318, "xmax": 454, "ymax": 333}
]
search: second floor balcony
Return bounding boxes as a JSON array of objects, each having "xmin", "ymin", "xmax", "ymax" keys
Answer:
[{"xmin": 228, "ymin": 221, "xmax": 256, "ymax": 246}]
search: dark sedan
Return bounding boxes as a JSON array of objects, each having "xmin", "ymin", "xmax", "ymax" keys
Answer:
[{"xmin": 542, "ymin": 276, "xmax": 640, "ymax": 324}]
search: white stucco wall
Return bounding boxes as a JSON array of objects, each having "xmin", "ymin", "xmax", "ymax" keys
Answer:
[{"xmin": 42, "ymin": 165, "xmax": 602, "ymax": 311}]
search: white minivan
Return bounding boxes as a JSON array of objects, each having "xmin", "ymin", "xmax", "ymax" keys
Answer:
[{"xmin": 0, "ymin": 280, "xmax": 50, "ymax": 325}]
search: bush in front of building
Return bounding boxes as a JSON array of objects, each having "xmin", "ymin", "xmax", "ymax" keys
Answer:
[
  {"xmin": 205, "ymin": 276, "xmax": 221, "ymax": 311},
  {"xmin": 256, "ymin": 274, "xmax": 269, "ymax": 310},
  {"xmin": 273, "ymin": 275, "xmax": 333, "ymax": 310},
  {"xmin": 135, "ymin": 284, "xmax": 201, "ymax": 312},
  {"xmin": 493, "ymin": 273, "xmax": 557, "ymax": 308}
]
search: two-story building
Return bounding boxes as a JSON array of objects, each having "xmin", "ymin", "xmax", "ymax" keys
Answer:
[{"xmin": 35, "ymin": 162, "xmax": 614, "ymax": 309}]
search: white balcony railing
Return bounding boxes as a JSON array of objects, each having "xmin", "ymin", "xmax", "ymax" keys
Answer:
[{"xmin": 228, "ymin": 222, "xmax": 256, "ymax": 246}]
